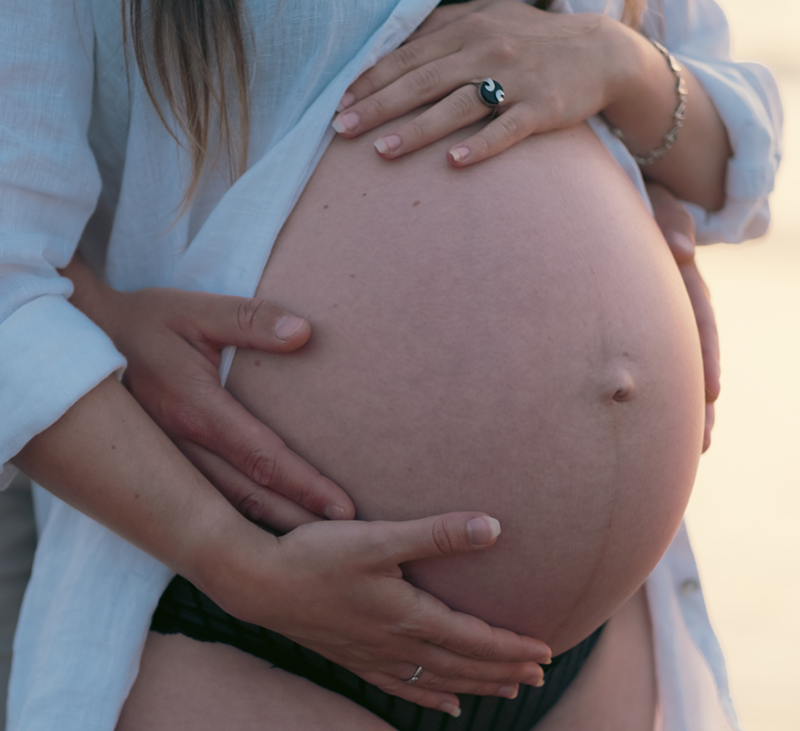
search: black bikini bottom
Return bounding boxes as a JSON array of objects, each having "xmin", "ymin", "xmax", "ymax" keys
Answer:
[{"xmin": 151, "ymin": 575, "xmax": 603, "ymax": 731}]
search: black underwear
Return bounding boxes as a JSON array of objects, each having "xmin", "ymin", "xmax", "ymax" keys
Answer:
[{"xmin": 151, "ymin": 575, "xmax": 604, "ymax": 731}]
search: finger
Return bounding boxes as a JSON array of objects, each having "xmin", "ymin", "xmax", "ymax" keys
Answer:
[
  {"xmin": 358, "ymin": 671, "xmax": 462, "ymax": 716},
  {"xmin": 412, "ymin": 603, "xmax": 552, "ymax": 665},
  {"xmin": 390, "ymin": 664, "xmax": 525, "ymax": 699},
  {"xmin": 177, "ymin": 387, "xmax": 355, "ymax": 520},
  {"xmin": 180, "ymin": 292, "xmax": 311, "ymax": 358},
  {"xmin": 703, "ymin": 403, "xmax": 715, "ymax": 453},
  {"xmin": 446, "ymin": 105, "xmax": 537, "ymax": 167},
  {"xmin": 338, "ymin": 28, "xmax": 462, "ymax": 113},
  {"xmin": 397, "ymin": 644, "xmax": 545, "ymax": 688},
  {"xmin": 178, "ymin": 441, "xmax": 322, "ymax": 533},
  {"xmin": 334, "ymin": 53, "xmax": 471, "ymax": 138},
  {"xmin": 373, "ymin": 85, "xmax": 495, "ymax": 159},
  {"xmin": 370, "ymin": 513, "xmax": 502, "ymax": 566},
  {"xmin": 679, "ymin": 264, "xmax": 721, "ymax": 403}
]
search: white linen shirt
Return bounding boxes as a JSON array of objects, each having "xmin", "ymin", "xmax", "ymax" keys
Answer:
[{"xmin": 0, "ymin": 1, "xmax": 782, "ymax": 730}]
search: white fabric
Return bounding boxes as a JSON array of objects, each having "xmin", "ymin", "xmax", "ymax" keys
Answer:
[{"xmin": 0, "ymin": 0, "xmax": 781, "ymax": 729}]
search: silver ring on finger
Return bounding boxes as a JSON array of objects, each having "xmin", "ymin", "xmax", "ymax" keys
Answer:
[
  {"xmin": 467, "ymin": 78, "xmax": 505, "ymax": 119},
  {"xmin": 404, "ymin": 665, "xmax": 425, "ymax": 683}
]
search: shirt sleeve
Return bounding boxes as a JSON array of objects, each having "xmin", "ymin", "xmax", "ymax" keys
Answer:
[
  {"xmin": 642, "ymin": 0, "xmax": 784, "ymax": 244},
  {"xmin": 0, "ymin": 1, "xmax": 126, "ymax": 485}
]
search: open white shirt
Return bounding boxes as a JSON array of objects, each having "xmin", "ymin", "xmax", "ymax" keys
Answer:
[{"xmin": 0, "ymin": 1, "xmax": 782, "ymax": 729}]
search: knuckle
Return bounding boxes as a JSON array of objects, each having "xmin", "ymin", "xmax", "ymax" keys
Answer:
[
  {"xmin": 496, "ymin": 113, "xmax": 521, "ymax": 138},
  {"xmin": 430, "ymin": 520, "xmax": 461, "ymax": 555},
  {"xmin": 392, "ymin": 44, "xmax": 422, "ymax": 75},
  {"xmin": 232, "ymin": 490, "xmax": 269, "ymax": 524},
  {"xmin": 409, "ymin": 64, "xmax": 441, "ymax": 96},
  {"xmin": 446, "ymin": 90, "xmax": 478, "ymax": 121},
  {"xmin": 361, "ymin": 94, "xmax": 392, "ymax": 121},
  {"xmin": 485, "ymin": 38, "xmax": 516, "ymax": 65},
  {"xmin": 463, "ymin": 637, "xmax": 496, "ymax": 661},
  {"xmin": 244, "ymin": 447, "xmax": 279, "ymax": 487},
  {"xmin": 404, "ymin": 118, "xmax": 429, "ymax": 144},
  {"xmin": 374, "ymin": 677, "xmax": 404, "ymax": 696},
  {"xmin": 236, "ymin": 298, "xmax": 266, "ymax": 338}
]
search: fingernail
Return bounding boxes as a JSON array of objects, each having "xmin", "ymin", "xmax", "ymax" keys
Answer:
[
  {"xmin": 438, "ymin": 702, "xmax": 461, "ymax": 718},
  {"xmin": 373, "ymin": 134, "xmax": 401, "ymax": 155},
  {"xmin": 669, "ymin": 232, "xmax": 694, "ymax": 259},
  {"xmin": 524, "ymin": 674, "xmax": 545, "ymax": 686},
  {"xmin": 275, "ymin": 315, "xmax": 305, "ymax": 340},
  {"xmin": 336, "ymin": 91, "xmax": 356, "ymax": 112},
  {"xmin": 466, "ymin": 516, "xmax": 501, "ymax": 547},
  {"xmin": 331, "ymin": 111, "xmax": 359, "ymax": 133},
  {"xmin": 324, "ymin": 504, "xmax": 347, "ymax": 520},
  {"xmin": 497, "ymin": 684, "xmax": 518, "ymax": 699},
  {"xmin": 448, "ymin": 146, "xmax": 470, "ymax": 163}
]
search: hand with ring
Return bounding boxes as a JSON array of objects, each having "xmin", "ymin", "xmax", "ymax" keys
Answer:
[{"xmin": 332, "ymin": 0, "xmax": 661, "ymax": 167}]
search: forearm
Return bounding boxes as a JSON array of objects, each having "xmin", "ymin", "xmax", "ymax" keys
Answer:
[
  {"xmin": 602, "ymin": 22, "xmax": 731, "ymax": 212},
  {"xmin": 12, "ymin": 375, "xmax": 266, "ymax": 595}
]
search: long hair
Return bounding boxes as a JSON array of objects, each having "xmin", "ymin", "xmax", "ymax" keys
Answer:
[
  {"xmin": 124, "ymin": 0, "xmax": 645, "ymax": 205},
  {"xmin": 122, "ymin": 0, "xmax": 250, "ymax": 207}
]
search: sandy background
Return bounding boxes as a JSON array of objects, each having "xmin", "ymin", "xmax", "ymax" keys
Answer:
[{"xmin": 683, "ymin": 2, "xmax": 799, "ymax": 730}]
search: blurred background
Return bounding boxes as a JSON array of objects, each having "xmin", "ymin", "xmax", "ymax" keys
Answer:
[{"xmin": 684, "ymin": 2, "xmax": 799, "ymax": 730}]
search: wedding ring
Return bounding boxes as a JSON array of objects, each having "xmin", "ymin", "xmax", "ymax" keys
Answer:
[{"xmin": 404, "ymin": 665, "xmax": 424, "ymax": 683}]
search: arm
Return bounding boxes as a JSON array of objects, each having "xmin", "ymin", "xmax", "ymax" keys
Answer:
[
  {"xmin": 12, "ymin": 376, "xmax": 550, "ymax": 711},
  {"xmin": 61, "ymin": 253, "xmax": 355, "ymax": 532},
  {"xmin": 2, "ymin": 2, "xmax": 552, "ymax": 711}
]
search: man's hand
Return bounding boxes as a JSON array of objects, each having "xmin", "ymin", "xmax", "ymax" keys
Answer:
[
  {"xmin": 62, "ymin": 256, "xmax": 354, "ymax": 531},
  {"xmin": 647, "ymin": 183, "xmax": 721, "ymax": 452}
]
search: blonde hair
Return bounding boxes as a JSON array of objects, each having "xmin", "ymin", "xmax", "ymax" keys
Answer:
[{"xmin": 126, "ymin": 0, "xmax": 645, "ymax": 206}]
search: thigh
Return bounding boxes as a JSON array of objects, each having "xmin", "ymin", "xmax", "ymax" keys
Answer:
[
  {"xmin": 116, "ymin": 632, "xmax": 394, "ymax": 731},
  {"xmin": 535, "ymin": 587, "xmax": 657, "ymax": 731}
]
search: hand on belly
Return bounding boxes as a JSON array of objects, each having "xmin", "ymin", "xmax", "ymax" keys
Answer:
[{"xmin": 227, "ymin": 117, "xmax": 704, "ymax": 655}]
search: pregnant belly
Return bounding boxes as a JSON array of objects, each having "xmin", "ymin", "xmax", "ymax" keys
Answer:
[{"xmin": 226, "ymin": 117, "xmax": 704, "ymax": 654}]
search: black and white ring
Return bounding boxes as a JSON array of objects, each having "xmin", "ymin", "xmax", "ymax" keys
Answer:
[
  {"xmin": 467, "ymin": 79, "xmax": 505, "ymax": 118},
  {"xmin": 404, "ymin": 665, "xmax": 425, "ymax": 683}
]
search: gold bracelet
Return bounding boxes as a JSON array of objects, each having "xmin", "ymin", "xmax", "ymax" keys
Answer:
[{"xmin": 610, "ymin": 39, "xmax": 688, "ymax": 166}]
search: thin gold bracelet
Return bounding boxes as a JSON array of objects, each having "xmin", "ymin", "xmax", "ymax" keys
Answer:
[{"xmin": 609, "ymin": 39, "xmax": 688, "ymax": 166}]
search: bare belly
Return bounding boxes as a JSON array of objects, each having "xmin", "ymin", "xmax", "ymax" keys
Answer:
[{"xmin": 226, "ymin": 118, "xmax": 704, "ymax": 655}]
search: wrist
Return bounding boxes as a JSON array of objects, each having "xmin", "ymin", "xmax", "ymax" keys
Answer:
[
  {"xmin": 186, "ymin": 501, "xmax": 285, "ymax": 623},
  {"xmin": 601, "ymin": 27, "xmax": 684, "ymax": 160}
]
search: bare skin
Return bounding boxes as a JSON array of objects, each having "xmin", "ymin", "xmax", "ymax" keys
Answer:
[
  {"xmin": 118, "ymin": 588, "xmax": 655, "ymax": 731},
  {"xmin": 120, "ymin": 114, "xmax": 701, "ymax": 726}
]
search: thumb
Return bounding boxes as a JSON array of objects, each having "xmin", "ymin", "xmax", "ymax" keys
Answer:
[
  {"xmin": 189, "ymin": 292, "xmax": 311, "ymax": 353},
  {"xmin": 374, "ymin": 513, "xmax": 502, "ymax": 566}
]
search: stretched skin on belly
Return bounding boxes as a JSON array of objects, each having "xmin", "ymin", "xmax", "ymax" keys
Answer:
[{"xmin": 226, "ymin": 118, "xmax": 704, "ymax": 655}]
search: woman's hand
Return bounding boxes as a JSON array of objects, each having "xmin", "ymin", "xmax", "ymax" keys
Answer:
[
  {"xmin": 333, "ymin": 0, "xmax": 642, "ymax": 165},
  {"xmin": 61, "ymin": 256, "xmax": 354, "ymax": 532},
  {"xmin": 206, "ymin": 511, "xmax": 551, "ymax": 715},
  {"xmin": 334, "ymin": 0, "xmax": 730, "ymax": 210},
  {"xmin": 648, "ymin": 183, "xmax": 721, "ymax": 451}
]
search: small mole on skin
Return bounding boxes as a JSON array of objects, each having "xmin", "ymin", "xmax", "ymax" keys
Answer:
[
  {"xmin": 134, "ymin": 493, "xmax": 139, "ymax": 500},
  {"xmin": 412, "ymin": 200, "xmax": 420, "ymax": 207},
  {"xmin": 323, "ymin": 204, "xmax": 329, "ymax": 209},
  {"xmin": 111, "ymin": 444, "xmax": 116, "ymax": 450},
  {"xmin": 362, "ymin": 192, "xmax": 367, "ymax": 197},
  {"xmin": 254, "ymin": 359, "xmax": 261, "ymax": 367},
  {"xmin": 350, "ymin": 273, "xmax": 355, "ymax": 278}
]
